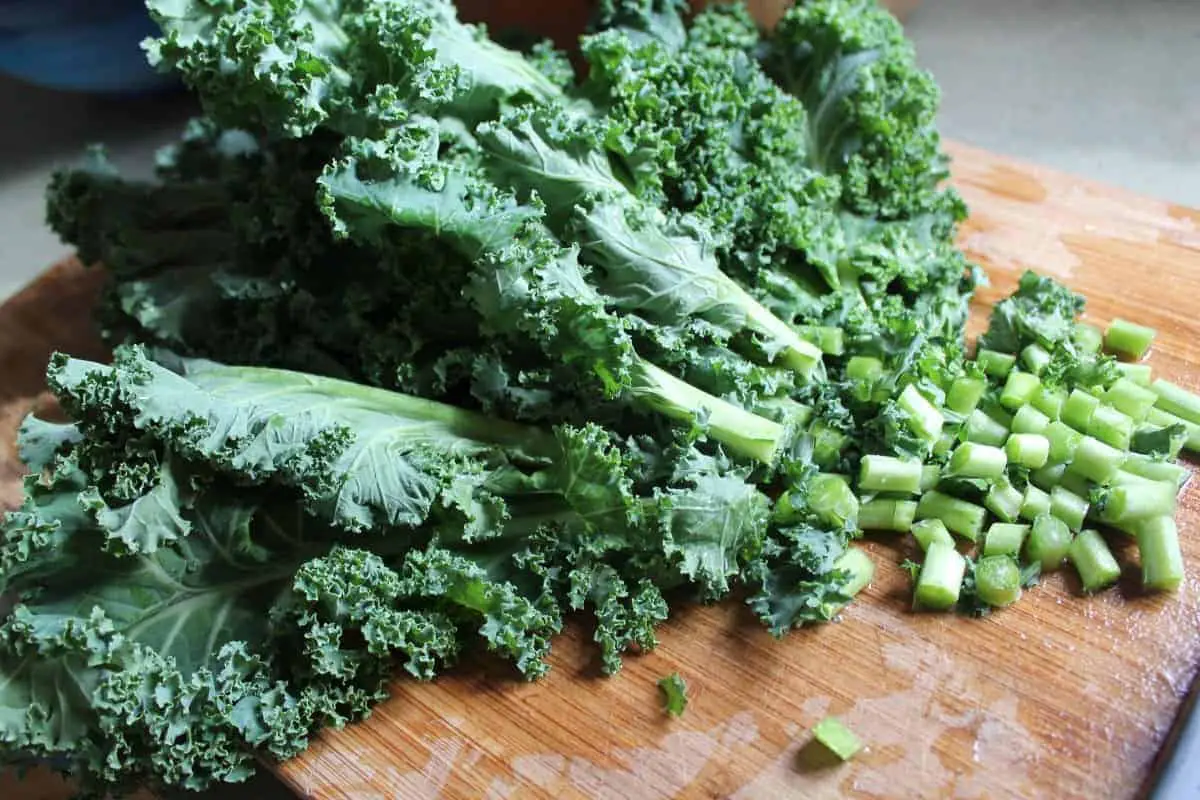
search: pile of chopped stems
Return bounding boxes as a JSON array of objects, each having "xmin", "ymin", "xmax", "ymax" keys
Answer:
[{"xmin": 878, "ymin": 280, "xmax": 1189, "ymax": 613}]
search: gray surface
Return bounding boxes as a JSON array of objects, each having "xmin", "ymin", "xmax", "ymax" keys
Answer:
[
  {"xmin": 0, "ymin": 2, "xmax": 1197, "ymax": 799},
  {"xmin": 0, "ymin": 78, "xmax": 195, "ymax": 299},
  {"xmin": 1149, "ymin": 677, "xmax": 1200, "ymax": 800},
  {"xmin": 908, "ymin": 0, "xmax": 1200, "ymax": 208}
]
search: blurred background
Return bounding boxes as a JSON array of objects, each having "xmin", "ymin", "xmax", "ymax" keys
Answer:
[{"xmin": 1, "ymin": 0, "xmax": 1198, "ymax": 302}]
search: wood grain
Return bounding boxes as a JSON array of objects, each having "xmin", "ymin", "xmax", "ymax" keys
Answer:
[{"xmin": 0, "ymin": 143, "xmax": 1197, "ymax": 800}]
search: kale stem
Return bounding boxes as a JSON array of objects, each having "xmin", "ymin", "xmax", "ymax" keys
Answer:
[
  {"xmin": 1068, "ymin": 529, "xmax": 1121, "ymax": 592},
  {"xmin": 914, "ymin": 542, "xmax": 965, "ymax": 610},
  {"xmin": 858, "ymin": 455, "xmax": 923, "ymax": 494}
]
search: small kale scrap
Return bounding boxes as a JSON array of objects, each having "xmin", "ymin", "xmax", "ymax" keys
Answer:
[{"xmin": 658, "ymin": 672, "xmax": 689, "ymax": 717}]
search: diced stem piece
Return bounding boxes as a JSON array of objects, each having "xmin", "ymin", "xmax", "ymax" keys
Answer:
[
  {"xmin": 1032, "ymin": 386, "xmax": 1068, "ymax": 420},
  {"xmin": 1135, "ymin": 516, "xmax": 1185, "ymax": 591},
  {"xmin": 859, "ymin": 455, "xmax": 923, "ymax": 494},
  {"xmin": 1045, "ymin": 421, "xmax": 1083, "ymax": 464},
  {"xmin": 964, "ymin": 409, "xmax": 1009, "ymax": 447},
  {"xmin": 1012, "ymin": 404, "xmax": 1051, "ymax": 435},
  {"xmin": 1063, "ymin": 389, "xmax": 1100, "ymax": 432},
  {"xmin": 796, "ymin": 325, "xmax": 845, "ymax": 355},
  {"xmin": 809, "ymin": 421, "xmax": 847, "ymax": 469},
  {"xmin": 1020, "ymin": 484, "xmax": 1052, "ymax": 521},
  {"xmin": 985, "ymin": 477, "xmax": 1024, "ymax": 523},
  {"xmin": 1151, "ymin": 380, "xmax": 1200, "ymax": 426},
  {"xmin": 984, "ymin": 523, "xmax": 1030, "ymax": 557},
  {"xmin": 808, "ymin": 474, "xmax": 859, "ymax": 528},
  {"xmin": 833, "ymin": 548, "xmax": 876, "ymax": 597},
  {"xmin": 1000, "ymin": 371, "xmax": 1041, "ymax": 411},
  {"xmin": 1087, "ymin": 405, "xmax": 1133, "ymax": 450},
  {"xmin": 812, "ymin": 717, "xmax": 862, "ymax": 761},
  {"xmin": 1050, "ymin": 486, "xmax": 1089, "ymax": 531},
  {"xmin": 915, "ymin": 542, "xmax": 966, "ymax": 610},
  {"xmin": 1032, "ymin": 463, "xmax": 1067, "ymax": 492},
  {"xmin": 975, "ymin": 555, "xmax": 1023, "ymax": 607},
  {"xmin": 1111, "ymin": 470, "xmax": 1158, "ymax": 487},
  {"xmin": 846, "ymin": 355, "xmax": 883, "ymax": 383},
  {"xmin": 1100, "ymin": 481, "xmax": 1178, "ymax": 524},
  {"xmin": 1026, "ymin": 514, "xmax": 1073, "ymax": 571},
  {"xmin": 977, "ymin": 349, "xmax": 1016, "ymax": 379},
  {"xmin": 947, "ymin": 442, "xmax": 1007, "ymax": 479},
  {"xmin": 1021, "ymin": 344, "xmax": 1052, "ymax": 376},
  {"xmin": 1067, "ymin": 435, "xmax": 1123, "ymax": 484},
  {"xmin": 1105, "ymin": 318, "xmax": 1156, "ymax": 359},
  {"xmin": 920, "ymin": 464, "xmax": 941, "ymax": 492},
  {"xmin": 1104, "ymin": 378, "xmax": 1158, "ymax": 422},
  {"xmin": 916, "ymin": 491, "xmax": 987, "ymax": 541},
  {"xmin": 1122, "ymin": 453, "xmax": 1191, "ymax": 489},
  {"xmin": 1068, "ymin": 529, "xmax": 1122, "ymax": 592},
  {"xmin": 858, "ymin": 499, "xmax": 918, "ymax": 532},
  {"xmin": 898, "ymin": 384, "xmax": 944, "ymax": 442},
  {"xmin": 1005, "ymin": 433, "xmax": 1050, "ymax": 469},
  {"xmin": 1115, "ymin": 362, "xmax": 1152, "ymax": 387},
  {"xmin": 912, "ymin": 518, "xmax": 955, "ymax": 552},
  {"xmin": 946, "ymin": 376, "xmax": 987, "ymax": 415}
]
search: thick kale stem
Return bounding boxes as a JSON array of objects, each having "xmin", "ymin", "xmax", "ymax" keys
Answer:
[{"xmin": 628, "ymin": 360, "xmax": 785, "ymax": 464}]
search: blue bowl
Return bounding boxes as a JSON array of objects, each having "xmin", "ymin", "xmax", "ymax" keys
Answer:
[{"xmin": 0, "ymin": 2, "xmax": 177, "ymax": 94}]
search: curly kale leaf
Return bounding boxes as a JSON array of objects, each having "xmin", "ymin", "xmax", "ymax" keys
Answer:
[
  {"xmin": 582, "ymin": 9, "xmax": 844, "ymax": 290},
  {"xmin": 316, "ymin": 120, "xmax": 640, "ymax": 395},
  {"xmin": 4, "ymin": 350, "xmax": 790, "ymax": 790},
  {"xmin": 763, "ymin": 0, "xmax": 964, "ymax": 222},
  {"xmin": 569, "ymin": 566, "xmax": 669, "ymax": 675},
  {"xmin": 0, "ymin": 471, "xmax": 340, "ymax": 792},
  {"xmin": 656, "ymin": 470, "xmax": 771, "ymax": 600},
  {"xmin": 145, "ymin": 0, "xmax": 556, "ymax": 137},
  {"xmin": 591, "ymin": 0, "xmax": 690, "ymax": 50},
  {"xmin": 46, "ymin": 124, "xmax": 591, "ymax": 428},
  {"xmin": 979, "ymin": 269, "xmax": 1086, "ymax": 354},
  {"xmin": 317, "ymin": 118, "xmax": 793, "ymax": 464},
  {"xmin": 744, "ymin": 522, "xmax": 857, "ymax": 637},
  {"xmin": 49, "ymin": 347, "xmax": 563, "ymax": 535},
  {"xmin": 474, "ymin": 102, "xmax": 826, "ymax": 379}
]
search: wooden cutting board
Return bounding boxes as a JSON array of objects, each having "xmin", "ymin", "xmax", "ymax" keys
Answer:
[{"xmin": 1, "ymin": 142, "xmax": 1198, "ymax": 800}]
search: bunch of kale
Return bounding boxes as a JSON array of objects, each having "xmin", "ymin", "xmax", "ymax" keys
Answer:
[{"xmin": 0, "ymin": 1, "xmax": 976, "ymax": 793}]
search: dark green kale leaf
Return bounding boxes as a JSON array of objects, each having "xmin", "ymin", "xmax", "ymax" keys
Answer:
[
  {"xmin": 763, "ymin": 0, "xmax": 964, "ymax": 222},
  {"xmin": 0, "ymin": 346, "xmax": 791, "ymax": 791}
]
